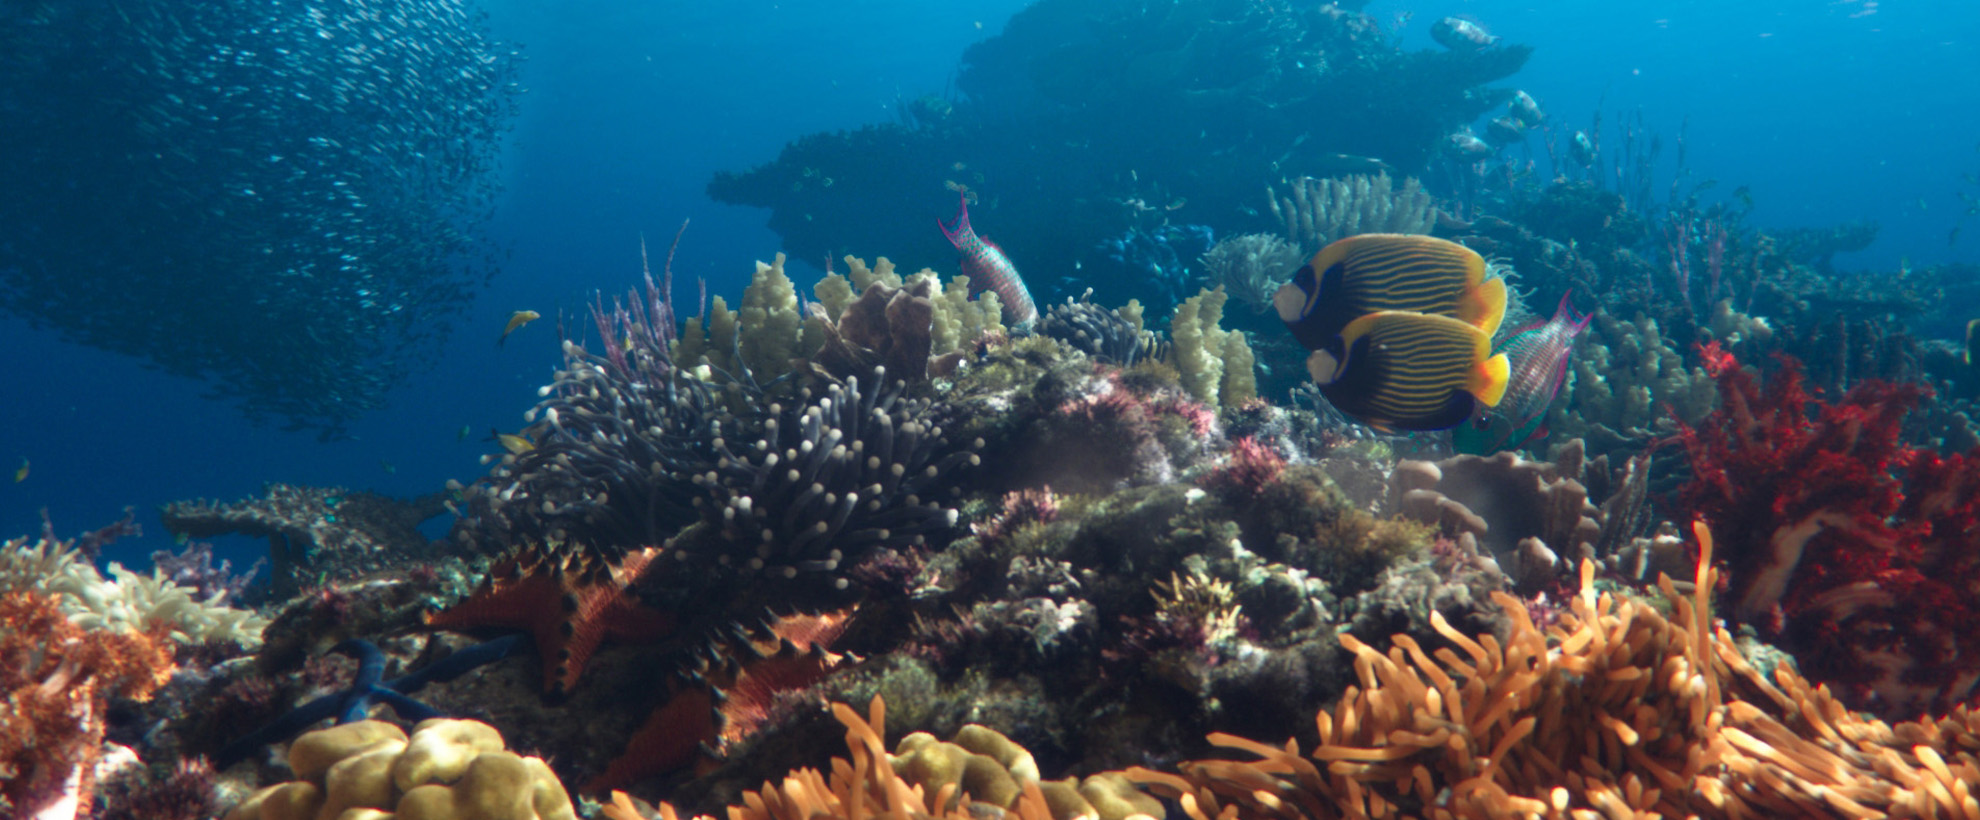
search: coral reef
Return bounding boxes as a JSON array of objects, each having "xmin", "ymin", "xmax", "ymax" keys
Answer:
[
  {"xmin": 709, "ymin": 1, "xmax": 1527, "ymax": 312},
  {"xmin": 1037, "ymin": 293, "xmax": 1164, "ymax": 367},
  {"xmin": 1548, "ymin": 310, "xmax": 1717, "ymax": 455},
  {"xmin": 1, "ymin": 590, "xmax": 175, "ymax": 819},
  {"xmin": 1199, "ymin": 233, "xmax": 1307, "ymax": 318},
  {"xmin": 425, "ymin": 543, "xmax": 669, "ymax": 696},
  {"xmin": 219, "ymin": 718, "xmax": 575, "ymax": 820},
  {"xmin": 1678, "ymin": 345, "xmax": 1980, "ymax": 718},
  {"xmin": 1268, "ymin": 173, "xmax": 1438, "ymax": 253},
  {"xmin": 162, "ymin": 484, "xmax": 448, "ymax": 599},
  {"xmin": 1167, "ymin": 287, "xmax": 1258, "ymax": 409},
  {"xmin": 601, "ymin": 699, "xmax": 1159, "ymax": 820},
  {"xmin": 1388, "ymin": 438, "xmax": 1653, "ymax": 595},
  {"xmin": 1, "ymin": 530, "xmax": 269, "ymax": 648},
  {"xmin": 1134, "ymin": 529, "xmax": 1980, "ymax": 819},
  {"xmin": 217, "ymin": 636, "xmax": 522, "ymax": 768}
]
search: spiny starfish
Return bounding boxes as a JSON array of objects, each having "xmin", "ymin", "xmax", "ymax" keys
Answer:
[
  {"xmin": 425, "ymin": 542, "xmax": 674, "ymax": 696},
  {"xmin": 583, "ymin": 606, "xmax": 858, "ymax": 793}
]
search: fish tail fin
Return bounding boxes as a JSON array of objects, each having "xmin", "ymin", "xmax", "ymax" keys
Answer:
[
  {"xmin": 1561, "ymin": 290, "xmax": 1594, "ymax": 332},
  {"xmin": 1470, "ymin": 352, "xmax": 1511, "ymax": 407},
  {"xmin": 1463, "ymin": 276, "xmax": 1508, "ymax": 338},
  {"xmin": 938, "ymin": 192, "xmax": 973, "ymax": 248}
]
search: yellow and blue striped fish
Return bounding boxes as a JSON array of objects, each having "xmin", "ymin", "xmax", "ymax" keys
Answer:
[
  {"xmin": 1306, "ymin": 310, "xmax": 1510, "ymax": 432},
  {"xmin": 1273, "ymin": 233, "xmax": 1507, "ymax": 357}
]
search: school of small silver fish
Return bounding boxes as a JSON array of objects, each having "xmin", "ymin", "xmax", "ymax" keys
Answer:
[{"xmin": 0, "ymin": 0, "xmax": 521, "ymax": 436}]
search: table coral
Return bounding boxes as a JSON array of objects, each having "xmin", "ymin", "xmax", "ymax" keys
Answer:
[
  {"xmin": 162, "ymin": 484, "xmax": 447, "ymax": 598},
  {"xmin": 1678, "ymin": 344, "xmax": 1980, "ymax": 717}
]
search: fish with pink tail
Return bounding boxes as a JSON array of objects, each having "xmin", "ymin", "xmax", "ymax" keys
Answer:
[
  {"xmin": 939, "ymin": 194, "xmax": 1037, "ymax": 328},
  {"xmin": 1453, "ymin": 291, "xmax": 1593, "ymax": 454}
]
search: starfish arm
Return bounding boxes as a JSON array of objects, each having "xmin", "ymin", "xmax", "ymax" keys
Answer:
[
  {"xmin": 215, "ymin": 690, "xmax": 345, "ymax": 767},
  {"xmin": 387, "ymin": 634, "xmax": 523, "ymax": 695},
  {"xmin": 365, "ymin": 685, "xmax": 446, "ymax": 722}
]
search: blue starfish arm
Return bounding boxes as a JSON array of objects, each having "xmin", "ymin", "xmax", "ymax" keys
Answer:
[
  {"xmin": 215, "ymin": 635, "xmax": 519, "ymax": 768},
  {"xmin": 386, "ymin": 634, "xmax": 522, "ymax": 695},
  {"xmin": 331, "ymin": 639, "xmax": 389, "ymax": 723},
  {"xmin": 215, "ymin": 690, "xmax": 345, "ymax": 768},
  {"xmin": 364, "ymin": 685, "xmax": 447, "ymax": 722}
]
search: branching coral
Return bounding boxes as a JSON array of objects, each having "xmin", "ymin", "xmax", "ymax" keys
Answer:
[
  {"xmin": 602, "ymin": 698, "xmax": 1160, "ymax": 820},
  {"xmin": 1167, "ymin": 287, "xmax": 1258, "ymax": 409},
  {"xmin": 1199, "ymin": 233, "xmax": 1306, "ymax": 316},
  {"xmin": 1268, "ymin": 174, "xmax": 1437, "ymax": 253},
  {"xmin": 1549, "ymin": 310, "xmax": 1717, "ymax": 454},
  {"xmin": 0, "ymin": 591, "xmax": 174, "ymax": 820},
  {"xmin": 1678, "ymin": 344, "xmax": 1980, "ymax": 717},
  {"xmin": 1133, "ymin": 526, "xmax": 1980, "ymax": 819}
]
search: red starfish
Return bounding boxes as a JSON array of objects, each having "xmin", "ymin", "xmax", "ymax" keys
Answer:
[
  {"xmin": 583, "ymin": 607, "xmax": 857, "ymax": 794},
  {"xmin": 425, "ymin": 542, "xmax": 675, "ymax": 696}
]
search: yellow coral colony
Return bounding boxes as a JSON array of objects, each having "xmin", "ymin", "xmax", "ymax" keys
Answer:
[
  {"xmin": 674, "ymin": 254, "xmax": 1006, "ymax": 384},
  {"xmin": 223, "ymin": 719, "xmax": 576, "ymax": 820},
  {"xmin": 1169, "ymin": 287, "xmax": 1258, "ymax": 408}
]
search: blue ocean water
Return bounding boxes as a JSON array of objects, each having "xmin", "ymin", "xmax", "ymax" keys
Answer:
[{"xmin": 0, "ymin": 0, "xmax": 1973, "ymax": 575}]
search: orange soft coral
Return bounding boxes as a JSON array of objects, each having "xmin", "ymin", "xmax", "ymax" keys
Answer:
[{"xmin": 0, "ymin": 591, "xmax": 174, "ymax": 818}]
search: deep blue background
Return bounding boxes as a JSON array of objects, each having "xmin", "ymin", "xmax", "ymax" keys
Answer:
[{"xmin": 2, "ymin": 0, "xmax": 1973, "ymax": 573}]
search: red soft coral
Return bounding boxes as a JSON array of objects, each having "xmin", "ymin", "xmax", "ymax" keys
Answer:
[
  {"xmin": 1678, "ymin": 344, "xmax": 1980, "ymax": 717},
  {"xmin": 1201, "ymin": 437, "xmax": 1286, "ymax": 500},
  {"xmin": 0, "ymin": 591, "xmax": 174, "ymax": 818}
]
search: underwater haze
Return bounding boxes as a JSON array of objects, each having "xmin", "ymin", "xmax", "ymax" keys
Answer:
[
  {"xmin": 17, "ymin": 1, "xmax": 1980, "ymax": 818},
  {"xmin": 1, "ymin": 0, "xmax": 1976, "ymax": 626}
]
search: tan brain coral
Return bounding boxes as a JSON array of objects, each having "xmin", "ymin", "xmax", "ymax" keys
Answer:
[{"xmin": 222, "ymin": 718, "xmax": 575, "ymax": 820}]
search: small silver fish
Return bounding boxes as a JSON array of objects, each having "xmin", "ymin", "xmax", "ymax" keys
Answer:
[{"xmin": 1431, "ymin": 17, "xmax": 1500, "ymax": 51}]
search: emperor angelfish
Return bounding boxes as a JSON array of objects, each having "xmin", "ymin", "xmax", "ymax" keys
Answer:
[
  {"xmin": 1308, "ymin": 311, "xmax": 1510, "ymax": 432},
  {"xmin": 1273, "ymin": 233, "xmax": 1507, "ymax": 361}
]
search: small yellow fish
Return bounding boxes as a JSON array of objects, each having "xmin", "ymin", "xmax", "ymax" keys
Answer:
[
  {"xmin": 498, "ymin": 310, "xmax": 541, "ymax": 346},
  {"xmin": 380, "ymin": 459, "xmax": 396, "ymax": 474},
  {"xmin": 12, "ymin": 458, "xmax": 25, "ymax": 483},
  {"xmin": 1966, "ymin": 318, "xmax": 1978, "ymax": 367},
  {"xmin": 497, "ymin": 432, "xmax": 535, "ymax": 454},
  {"xmin": 457, "ymin": 424, "xmax": 472, "ymax": 442},
  {"xmin": 175, "ymin": 531, "xmax": 191, "ymax": 546}
]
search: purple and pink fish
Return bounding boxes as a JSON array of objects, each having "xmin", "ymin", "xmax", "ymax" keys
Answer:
[
  {"xmin": 1453, "ymin": 291, "xmax": 1592, "ymax": 454},
  {"xmin": 939, "ymin": 194, "xmax": 1037, "ymax": 328}
]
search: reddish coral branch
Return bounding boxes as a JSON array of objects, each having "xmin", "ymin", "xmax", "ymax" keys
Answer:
[
  {"xmin": 1677, "ymin": 343, "xmax": 1980, "ymax": 717},
  {"xmin": 0, "ymin": 591, "xmax": 174, "ymax": 818}
]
